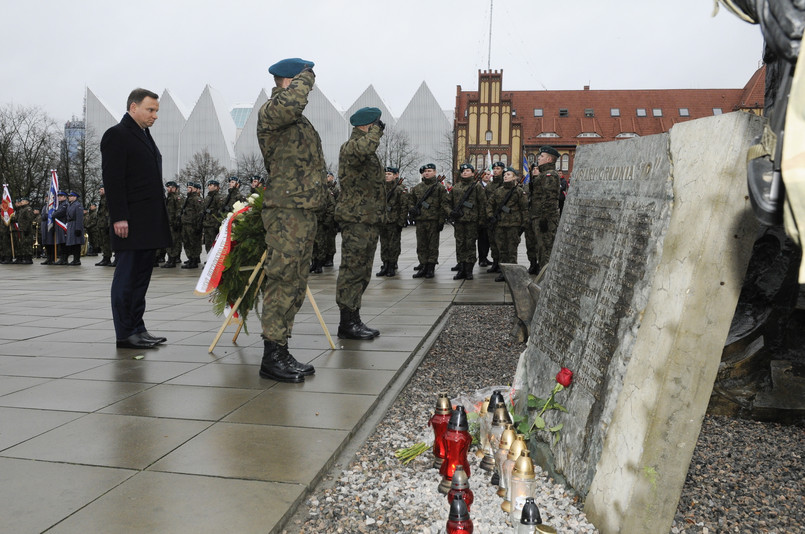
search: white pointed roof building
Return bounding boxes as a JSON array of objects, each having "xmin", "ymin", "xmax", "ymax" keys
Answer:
[
  {"xmin": 150, "ymin": 89, "xmax": 188, "ymax": 181},
  {"xmin": 304, "ymin": 86, "xmax": 350, "ymax": 172},
  {"xmin": 345, "ymin": 85, "xmax": 397, "ymax": 129},
  {"xmin": 396, "ymin": 82, "xmax": 452, "ymax": 172},
  {"xmin": 178, "ymin": 85, "xmax": 237, "ymax": 173},
  {"xmin": 233, "ymin": 89, "xmax": 269, "ymax": 169},
  {"xmin": 85, "ymin": 88, "xmax": 118, "ymax": 140}
]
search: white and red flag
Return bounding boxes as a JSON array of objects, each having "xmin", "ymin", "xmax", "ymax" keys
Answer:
[{"xmin": 1, "ymin": 184, "xmax": 14, "ymax": 226}]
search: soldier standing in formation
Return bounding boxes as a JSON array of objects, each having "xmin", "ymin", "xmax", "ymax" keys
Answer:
[
  {"xmin": 201, "ymin": 180, "xmax": 223, "ymax": 253},
  {"xmin": 323, "ymin": 172, "xmax": 339, "ymax": 266},
  {"xmin": 10, "ymin": 197, "xmax": 35, "ymax": 264},
  {"xmin": 530, "ymin": 146, "xmax": 561, "ymax": 269},
  {"xmin": 52, "ymin": 191, "xmax": 69, "ymax": 265},
  {"xmin": 448, "ymin": 163, "xmax": 486, "ymax": 280},
  {"xmin": 255, "ymin": 57, "xmax": 322, "ymax": 382},
  {"xmin": 477, "ymin": 169, "xmax": 492, "ymax": 267},
  {"xmin": 40, "ymin": 200, "xmax": 55, "ymax": 264},
  {"xmin": 95, "ymin": 186, "xmax": 114, "ymax": 266},
  {"xmin": 335, "ymin": 106, "xmax": 385, "ymax": 339},
  {"xmin": 64, "ymin": 191, "xmax": 84, "ymax": 265},
  {"xmin": 249, "ymin": 175, "xmax": 264, "ymax": 195},
  {"xmin": 162, "ymin": 180, "xmax": 183, "ymax": 268},
  {"xmin": 524, "ymin": 162, "xmax": 540, "ymax": 274},
  {"xmin": 84, "ymin": 201, "xmax": 98, "ymax": 256},
  {"xmin": 223, "ymin": 176, "xmax": 244, "ymax": 213},
  {"xmin": 485, "ymin": 161, "xmax": 506, "ymax": 273},
  {"xmin": 180, "ymin": 182, "xmax": 203, "ymax": 269},
  {"xmin": 487, "ymin": 166, "xmax": 528, "ymax": 282},
  {"xmin": 0, "ymin": 212, "xmax": 11, "ymax": 264},
  {"xmin": 376, "ymin": 166, "xmax": 407, "ymax": 277},
  {"xmin": 410, "ymin": 163, "xmax": 448, "ymax": 279},
  {"xmin": 310, "ymin": 175, "xmax": 335, "ymax": 274}
]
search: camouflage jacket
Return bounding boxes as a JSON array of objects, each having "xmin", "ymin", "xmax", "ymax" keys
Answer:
[
  {"xmin": 317, "ymin": 187, "xmax": 336, "ymax": 227},
  {"xmin": 97, "ymin": 195, "xmax": 110, "ymax": 228},
  {"xmin": 257, "ymin": 70, "xmax": 326, "ymax": 210},
  {"xmin": 181, "ymin": 191, "xmax": 203, "ymax": 225},
  {"xmin": 165, "ymin": 191, "xmax": 183, "ymax": 228},
  {"xmin": 84, "ymin": 209, "xmax": 97, "ymax": 231},
  {"xmin": 334, "ymin": 125, "xmax": 385, "ymax": 225},
  {"xmin": 14, "ymin": 205, "xmax": 35, "ymax": 235},
  {"xmin": 409, "ymin": 176, "xmax": 449, "ymax": 222},
  {"xmin": 223, "ymin": 187, "xmax": 244, "ymax": 213},
  {"xmin": 448, "ymin": 176, "xmax": 486, "ymax": 223},
  {"xmin": 201, "ymin": 190, "xmax": 224, "ymax": 228},
  {"xmin": 529, "ymin": 162, "xmax": 560, "ymax": 221},
  {"xmin": 487, "ymin": 180, "xmax": 528, "ymax": 227},
  {"xmin": 383, "ymin": 179, "xmax": 408, "ymax": 227},
  {"xmin": 485, "ymin": 175, "xmax": 504, "ymax": 199}
]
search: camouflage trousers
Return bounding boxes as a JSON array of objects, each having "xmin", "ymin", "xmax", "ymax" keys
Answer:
[
  {"xmin": 312, "ymin": 221, "xmax": 331, "ymax": 262},
  {"xmin": 453, "ymin": 221, "xmax": 478, "ymax": 264},
  {"xmin": 534, "ymin": 215, "xmax": 559, "ymax": 266},
  {"xmin": 415, "ymin": 220, "xmax": 441, "ymax": 264},
  {"xmin": 325, "ymin": 226, "xmax": 338, "ymax": 257},
  {"xmin": 167, "ymin": 225, "xmax": 182, "ymax": 260},
  {"xmin": 0, "ymin": 225, "xmax": 11, "ymax": 258},
  {"xmin": 494, "ymin": 225, "xmax": 521, "ymax": 264},
  {"xmin": 203, "ymin": 226, "xmax": 218, "ymax": 253},
  {"xmin": 489, "ymin": 223, "xmax": 500, "ymax": 261},
  {"xmin": 260, "ymin": 207, "xmax": 317, "ymax": 342},
  {"xmin": 182, "ymin": 225, "xmax": 202, "ymax": 260},
  {"xmin": 524, "ymin": 220, "xmax": 538, "ymax": 265},
  {"xmin": 97, "ymin": 225, "xmax": 112, "ymax": 259},
  {"xmin": 336, "ymin": 222, "xmax": 379, "ymax": 312},
  {"xmin": 378, "ymin": 223, "xmax": 402, "ymax": 264}
]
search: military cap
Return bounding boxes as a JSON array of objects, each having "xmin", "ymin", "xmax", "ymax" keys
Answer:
[
  {"xmin": 208, "ymin": 180, "xmax": 220, "ymax": 187},
  {"xmin": 68, "ymin": 191, "xmax": 79, "ymax": 197},
  {"xmin": 419, "ymin": 166, "xmax": 426, "ymax": 174},
  {"xmin": 459, "ymin": 163, "xmax": 475, "ymax": 172},
  {"xmin": 424, "ymin": 163, "xmax": 436, "ymax": 170},
  {"xmin": 18, "ymin": 196, "xmax": 29, "ymax": 202},
  {"xmin": 268, "ymin": 57, "xmax": 314, "ymax": 78},
  {"xmin": 350, "ymin": 107, "xmax": 382, "ymax": 127},
  {"xmin": 165, "ymin": 180, "xmax": 178, "ymax": 187},
  {"xmin": 539, "ymin": 146, "xmax": 560, "ymax": 158},
  {"xmin": 57, "ymin": 191, "xmax": 67, "ymax": 196},
  {"xmin": 187, "ymin": 182, "xmax": 198, "ymax": 189},
  {"xmin": 385, "ymin": 166, "xmax": 399, "ymax": 173},
  {"xmin": 228, "ymin": 176, "xmax": 240, "ymax": 183},
  {"xmin": 491, "ymin": 162, "xmax": 506, "ymax": 169},
  {"xmin": 505, "ymin": 166, "xmax": 518, "ymax": 175}
]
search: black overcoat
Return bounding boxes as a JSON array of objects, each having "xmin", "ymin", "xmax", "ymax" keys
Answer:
[{"xmin": 101, "ymin": 113, "xmax": 171, "ymax": 251}]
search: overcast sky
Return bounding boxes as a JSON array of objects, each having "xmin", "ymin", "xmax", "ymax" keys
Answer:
[{"xmin": 3, "ymin": 0, "xmax": 764, "ymax": 123}]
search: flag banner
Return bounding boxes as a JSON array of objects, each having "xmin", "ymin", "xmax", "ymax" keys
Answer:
[
  {"xmin": 55, "ymin": 218, "xmax": 67, "ymax": 232},
  {"xmin": 1, "ymin": 184, "xmax": 14, "ymax": 226},
  {"xmin": 47, "ymin": 169, "xmax": 59, "ymax": 231},
  {"xmin": 195, "ymin": 204, "xmax": 252, "ymax": 296},
  {"xmin": 486, "ymin": 150, "xmax": 493, "ymax": 172},
  {"xmin": 523, "ymin": 155, "xmax": 531, "ymax": 185}
]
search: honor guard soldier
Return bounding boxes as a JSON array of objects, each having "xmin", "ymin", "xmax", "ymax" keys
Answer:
[
  {"xmin": 11, "ymin": 197, "xmax": 35, "ymax": 264},
  {"xmin": 51, "ymin": 191, "xmax": 69, "ymax": 265},
  {"xmin": 223, "ymin": 176, "xmax": 245, "ymax": 213},
  {"xmin": 84, "ymin": 201, "xmax": 98, "ymax": 256},
  {"xmin": 323, "ymin": 172, "xmax": 340, "ymax": 266},
  {"xmin": 409, "ymin": 163, "xmax": 449, "ymax": 278},
  {"xmin": 180, "ymin": 181, "xmax": 203, "ymax": 268},
  {"xmin": 65, "ymin": 191, "xmax": 84, "ymax": 265},
  {"xmin": 249, "ymin": 175, "xmax": 264, "ymax": 195},
  {"xmin": 448, "ymin": 163, "xmax": 486, "ymax": 280},
  {"xmin": 376, "ymin": 166, "xmax": 407, "ymax": 277},
  {"xmin": 201, "ymin": 179, "xmax": 224, "ymax": 253},
  {"xmin": 40, "ymin": 200, "xmax": 55, "ymax": 264},
  {"xmin": 310, "ymin": 174, "xmax": 335, "ymax": 274},
  {"xmin": 335, "ymin": 106, "xmax": 385, "ymax": 339},
  {"xmin": 524, "ymin": 162, "xmax": 540, "ymax": 273},
  {"xmin": 530, "ymin": 146, "xmax": 561, "ymax": 269},
  {"xmin": 161, "ymin": 180, "xmax": 183, "ymax": 268},
  {"xmin": 485, "ymin": 161, "xmax": 506, "ymax": 273},
  {"xmin": 487, "ymin": 166, "xmax": 528, "ymax": 282},
  {"xmin": 477, "ymin": 170, "xmax": 492, "ymax": 266},
  {"xmin": 95, "ymin": 186, "xmax": 114, "ymax": 266}
]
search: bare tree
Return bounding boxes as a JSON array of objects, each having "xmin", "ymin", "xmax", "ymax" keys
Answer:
[
  {"xmin": 236, "ymin": 152, "xmax": 266, "ymax": 182},
  {"xmin": 177, "ymin": 148, "xmax": 227, "ymax": 193},
  {"xmin": 436, "ymin": 129, "xmax": 457, "ymax": 186},
  {"xmin": 69, "ymin": 126, "xmax": 102, "ymax": 203},
  {"xmin": 377, "ymin": 125, "xmax": 420, "ymax": 189},
  {"xmin": 0, "ymin": 104, "xmax": 61, "ymax": 205}
]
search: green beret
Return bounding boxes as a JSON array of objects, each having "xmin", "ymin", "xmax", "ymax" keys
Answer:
[
  {"xmin": 208, "ymin": 180, "xmax": 220, "ymax": 187},
  {"xmin": 350, "ymin": 107, "xmax": 382, "ymax": 127},
  {"xmin": 268, "ymin": 57, "xmax": 314, "ymax": 78},
  {"xmin": 165, "ymin": 181, "xmax": 178, "ymax": 187},
  {"xmin": 539, "ymin": 146, "xmax": 560, "ymax": 158},
  {"xmin": 419, "ymin": 166, "xmax": 426, "ymax": 174},
  {"xmin": 505, "ymin": 166, "xmax": 518, "ymax": 175},
  {"xmin": 491, "ymin": 162, "xmax": 506, "ymax": 169},
  {"xmin": 385, "ymin": 167, "xmax": 399, "ymax": 173},
  {"xmin": 424, "ymin": 163, "xmax": 436, "ymax": 170},
  {"xmin": 459, "ymin": 163, "xmax": 475, "ymax": 172}
]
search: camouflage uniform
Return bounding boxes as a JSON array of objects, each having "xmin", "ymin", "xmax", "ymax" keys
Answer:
[
  {"xmin": 409, "ymin": 176, "xmax": 449, "ymax": 269},
  {"xmin": 378, "ymin": 178, "xmax": 407, "ymax": 271},
  {"xmin": 524, "ymin": 172, "xmax": 539, "ymax": 271},
  {"xmin": 201, "ymin": 189, "xmax": 224, "ymax": 252},
  {"xmin": 486, "ymin": 173, "xmax": 504, "ymax": 264},
  {"xmin": 0, "ymin": 220, "xmax": 11, "ymax": 263},
  {"xmin": 324, "ymin": 181, "xmax": 340, "ymax": 262},
  {"xmin": 165, "ymin": 189, "xmax": 183, "ymax": 262},
  {"xmin": 487, "ymin": 180, "xmax": 528, "ymax": 265},
  {"xmin": 84, "ymin": 207, "xmax": 97, "ymax": 255},
  {"xmin": 13, "ymin": 204, "xmax": 36, "ymax": 262},
  {"xmin": 257, "ymin": 69, "xmax": 326, "ymax": 343},
  {"xmin": 181, "ymin": 190, "xmax": 203, "ymax": 263},
  {"xmin": 530, "ymin": 162, "xmax": 561, "ymax": 266},
  {"xmin": 335, "ymin": 123, "xmax": 385, "ymax": 311},
  {"xmin": 97, "ymin": 193, "xmax": 112, "ymax": 261},
  {"xmin": 311, "ymin": 185, "xmax": 335, "ymax": 267},
  {"xmin": 449, "ymin": 175, "xmax": 486, "ymax": 266},
  {"xmin": 223, "ymin": 185, "xmax": 245, "ymax": 213}
]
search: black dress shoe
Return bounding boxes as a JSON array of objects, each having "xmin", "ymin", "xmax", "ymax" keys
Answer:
[
  {"xmin": 95, "ymin": 258, "xmax": 110, "ymax": 266},
  {"xmin": 116, "ymin": 333, "xmax": 158, "ymax": 349},
  {"xmin": 140, "ymin": 331, "xmax": 167, "ymax": 344}
]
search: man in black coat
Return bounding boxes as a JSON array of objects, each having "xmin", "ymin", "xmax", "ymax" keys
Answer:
[{"xmin": 101, "ymin": 88, "xmax": 171, "ymax": 349}]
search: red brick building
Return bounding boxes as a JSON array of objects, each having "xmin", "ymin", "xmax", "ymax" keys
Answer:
[{"xmin": 453, "ymin": 67, "xmax": 765, "ymax": 176}]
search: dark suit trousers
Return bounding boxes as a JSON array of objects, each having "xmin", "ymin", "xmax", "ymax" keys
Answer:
[{"xmin": 111, "ymin": 249, "xmax": 155, "ymax": 339}]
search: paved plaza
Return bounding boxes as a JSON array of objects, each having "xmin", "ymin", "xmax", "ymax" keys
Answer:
[{"xmin": 0, "ymin": 227, "xmax": 527, "ymax": 533}]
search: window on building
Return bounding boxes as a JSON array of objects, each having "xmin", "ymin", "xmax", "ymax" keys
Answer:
[
  {"xmin": 464, "ymin": 109, "xmax": 468, "ymax": 118},
  {"xmin": 616, "ymin": 132, "xmax": 639, "ymax": 138},
  {"xmin": 611, "ymin": 108, "xmax": 620, "ymax": 117},
  {"xmin": 578, "ymin": 132, "xmax": 601, "ymax": 138},
  {"xmin": 534, "ymin": 108, "xmax": 543, "ymax": 117},
  {"xmin": 559, "ymin": 108, "xmax": 568, "ymax": 117},
  {"xmin": 679, "ymin": 108, "xmax": 690, "ymax": 117},
  {"xmin": 537, "ymin": 132, "xmax": 559, "ymax": 137},
  {"xmin": 652, "ymin": 108, "xmax": 662, "ymax": 117},
  {"xmin": 713, "ymin": 108, "xmax": 723, "ymax": 115},
  {"xmin": 512, "ymin": 109, "xmax": 517, "ymax": 117},
  {"xmin": 500, "ymin": 154, "xmax": 508, "ymax": 166},
  {"xmin": 559, "ymin": 154, "xmax": 570, "ymax": 171},
  {"xmin": 636, "ymin": 108, "xmax": 647, "ymax": 117},
  {"xmin": 584, "ymin": 108, "xmax": 594, "ymax": 118},
  {"xmin": 485, "ymin": 130, "xmax": 493, "ymax": 142}
]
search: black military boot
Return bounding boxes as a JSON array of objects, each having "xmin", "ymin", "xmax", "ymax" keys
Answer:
[
  {"xmin": 323, "ymin": 255, "xmax": 334, "ymax": 267},
  {"xmin": 486, "ymin": 261, "xmax": 500, "ymax": 273},
  {"xmin": 338, "ymin": 308, "xmax": 375, "ymax": 340},
  {"xmin": 54, "ymin": 253, "xmax": 68, "ymax": 265},
  {"xmin": 259, "ymin": 340, "xmax": 305, "ymax": 383},
  {"xmin": 424, "ymin": 263, "xmax": 435, "ymax": 279},
  {"xmin": 24, "ymin": 255, "xmax": 34, "ymax": 265},
  {"xmin": 12, "ymin": 256, "xmax": 23, "ymax": 264},
  {"xmin": 464, "ymin": 262, "xmax": 474, "ymax": 280},
  {"xmin": 452, "ymin": 263, "xmax": 466, "ymax": 280},
  {"xmin": 412, "ymin": 263, "xmax": 427, "ymax": 278},
  {"xmin": 479, "ymin": 257, "xmax": 490, "ymax": 267},
  {"xmin": 413, "ymin": 263, "xmax": 424, "ymax": 271},
  {"xmin": 385, "ymin": 263, "xmax": 396, "ymax": 277},
  {"xmin": 355, "ymin": 309, "xmax": 380, "ymax": 338},
  {"xmin": 108, "ymin": 256, "xmax": 118, "ymax": 267},
  {"xmin": 528, "ymin": 261, "xmax": 539, "ymax": 275},
  {"xmin": 41, "ymin": 256, "xmax": 53, "ymax": 265},
  {"xmin": 161, "ymin": 257, "xmax": 176, "ymax": 268},
  {"xmin": 95, "ymin": 256, "xmax": 110, "ymax": 266},
  {"xmin": 376, "ymin": 263, "xmax": 388, "ymax": 277},
  {"xmin": 450, "ymin": 263, "xmax": 461, "ymax": 271},
  {"xmin": 495, "ymin": 272, "xmax": 505, "ymax": 282},
  {"xmin": 312, "ymin": 260, "xmax": 322, "ymax": 274}
]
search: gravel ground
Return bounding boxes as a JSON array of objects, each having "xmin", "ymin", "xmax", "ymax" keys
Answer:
[{"xmin": 282, "ymin": 305, "xmax": 804, "ymax": 534}]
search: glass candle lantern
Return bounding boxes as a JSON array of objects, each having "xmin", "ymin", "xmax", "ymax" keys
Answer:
[
  {"xmin": 483, "ymin": 405, "xmax": 510, "ymax": 472},
  {"xmin": 516, "ymin": 497, "xmax": 541, "ymax": 534},
  {"xmin": 446, "ymin": 494, "xmax": 474, "ymax": 534},
  {"xmin": 428, "ymin": 392, "xmax": 452, "ymax": 469},
  {"xmin": 476, "ymin": 397, "xmax": 490, "ymax": 459},
  {"xmin": 492, "ymin": 423, "xmax": 515, "ymax": 486},
  {"xmin": 438, "ymin": 405, "xmax": 472, "ymax": 494},
  {"xmin": 509, "ymin": 449, "xmax": 537, "ymax": 524},
  {"xmin": 500, "ymin": 435, "xmax": 526, "ymax": 507},
  {"xmin": 447, "ymin": 466, "xmax": 474, "ymax": 513}
]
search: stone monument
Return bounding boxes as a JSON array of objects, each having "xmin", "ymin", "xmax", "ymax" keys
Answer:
[{"xmin": 517, "ymin": 112, "xmax": 763, "ymax": 533}]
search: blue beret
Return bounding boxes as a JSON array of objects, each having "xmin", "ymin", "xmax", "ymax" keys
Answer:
[
  {"xmin": 268, "ymin": 58, "xmax": 314, "ymax": 78},
  {"xmin": 539, "ymin": 146, "xmax": 560, "ymax": 158},
  {"xmin": 385, "ymin": 167, "xmax": 399, "ymax": 173},
  {"xmin": 350, "ymin": 107, "xmax": 382, "ymax": 127},
  {"xmin": 424, "ymin": 163, "xmax": 436, "ymax": 170},
  {"xmin": 208, "ymin": 180, "xmax": 220, "ymax": 187},
  {"xmin": 459, "ymin": 163, "xmax": 474, "ymax": 171},
  {"xmin": 491, "ymin": 162, "xmax": 506, "ymax": 169}
]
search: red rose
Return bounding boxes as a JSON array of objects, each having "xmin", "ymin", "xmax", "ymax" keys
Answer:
[{"xmin": 556, "ymin": 367, "xmax": 573, "ymax": 388}]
